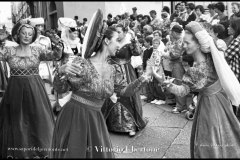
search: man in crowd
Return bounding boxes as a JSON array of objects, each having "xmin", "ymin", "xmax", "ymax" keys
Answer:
[
  {"xmin": 131, "ymin": 7, "xmax": 138, "ymax": 21},
  {"xmin": 178, "ymin": 1, "xmax": 188, "ymax": 21},
  {"xmin": 150, "ymin": 10, "xmax": 162, "ymax": 30}
]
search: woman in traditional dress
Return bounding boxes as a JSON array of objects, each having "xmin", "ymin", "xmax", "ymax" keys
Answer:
[
  {"xmin": 0, "ymin": 19, "xmax": 63, "ymax": 158},
  {"xmin": 101, "ymin": 19, "xmax": 147, "ymax": 137},
  {"xmin": 152, "ymin": 21, "xmax": 240, "ymax": 158},
  {"xmin": 51, "ymin": 9, "xmax": 152, "ymax": 158}
]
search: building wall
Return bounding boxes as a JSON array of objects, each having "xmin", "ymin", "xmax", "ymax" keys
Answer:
[{"xmin": 45, "ymin": 2, "xmax": 64, "ymax": 29}]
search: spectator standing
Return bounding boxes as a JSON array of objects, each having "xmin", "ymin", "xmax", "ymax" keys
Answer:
[
  {"xmin": 225, "ymin": 18, "xmax": 240, "ymax": 82},
  {"xmin": 178, "ymin": 1, "xmax": 188, "ymax": 21},
  {"xmin": 142, "ymin": 36, "xmax": 154, "ymax": 103},
  {"xmin": 161, "ymin": 12, "xmax": 171, "ymax": 42},
  {"xmin": 107, "ymin": 13, "xmax": 113, "ymax": 26},
  {"xmin": 230, "ymin": 2, "xmax": 240, "ymax": 21},
  {"xmin": 149, "ymin": 37, "xmax": 166, "ymax": 105},
  {"xmin": 177, "ymin": 3, "xmax": 196, "ymax": 29},
  {"xmin": 143, "ymin": 15, "xmax": 152, "ymax": 25},
  {"xmin": 224, "ymin": 18, "xmax": 240, "ymax": 117},
  {"xmin": 170, "ymin": 3, "xmax": 181, "ymax": 22},
  {"xmin": 209, "ymin": 23, "xmax": 227, "ymax": 53},
  {"xmin": 207, "ymin": 3, "xmax": 219, "ymax": 24},
  {"xmin": 81, "ymin": 18, "xmax": 88, "ymax": 36},
  {"xmin": 150, "ymin": 10, "xmax": 162, "ymax": 30},
  {"xmin": 195, "ymin": 5, "xmax": 209, "ymax": 22},
  {"xmin": 131, "ymin": 7, "xmax": 138, "ymax": 21},
  {"xmin": 164, "ymin": 24, "xmax": 187, "ymax": 114},
  {"xmin": 214, "ymin": 2, "xmax": 229, "ymax": 40}
]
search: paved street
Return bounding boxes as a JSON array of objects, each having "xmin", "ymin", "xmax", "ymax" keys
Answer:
[{"xmin": 45, "ymin": 83, "xmax": 192, "ymax": 158}]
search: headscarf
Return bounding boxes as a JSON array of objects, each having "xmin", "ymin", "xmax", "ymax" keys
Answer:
[
  {"xmin": 11, "ymin": 18, "xmax": 37, "ymax": 44},
  {"xmin": 58, "ymin": 17, "xmax": 79, "ymax": 46},
  {"xmin": 186, "ymin": 21, "xmax": 240, "ymax": 106}
]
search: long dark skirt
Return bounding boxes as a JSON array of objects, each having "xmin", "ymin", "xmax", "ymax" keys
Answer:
[
  {"xmin": 190, "ymin": 80, "xmax": 240, "ymax": 158},
  {"xmin": 102, "ymin": 63, "xmax": 146, "ymax": 133},
  {"xmin": 51, "ymin": 95, "xmax": 115, "ymax": 158},
  {"xmin": 0, "ymin": 75, "xmax": 55, "ymax": 158}
]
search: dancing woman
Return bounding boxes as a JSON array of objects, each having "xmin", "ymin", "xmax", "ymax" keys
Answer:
[
  {"xmin": 51, "ymin": 9, "xmax": 152, "ymax": 158},
  {"xmin": 152, "ymin": 21, "xmax": 240, "ymax": 158},
  {"xmin": 101, "ymin": 20, "xmax": 147, "ymax": 137},
  {"xmin": 0, "ymin": 19, "xmax": 63, "ymax": 158}
]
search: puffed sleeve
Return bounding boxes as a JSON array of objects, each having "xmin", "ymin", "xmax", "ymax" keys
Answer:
[
  {"xmin": 53, "ymin": 57, "xmax": 88, "ymax": 93},
  {"xmin": 36, "ymin": 43, "xmax": 63, "ymax": 61},
  {"xmin": 0, "ymin": 46, "xmax": 10, "ymax": 62},
  {"xmin": 166, "ymin": 65, "xmax": 209, "ymax": 97},
  {"xmin": 112, "ymin": 64, "xmax": 148, "ymax": 97}
]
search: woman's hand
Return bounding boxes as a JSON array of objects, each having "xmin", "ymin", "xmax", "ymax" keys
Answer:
[
  {"xmin": 162, "ymin": 77, "xmax": 175, "ymax": 88},
  {"xmin": 59, "ymin": 63, "xmax": 82, "ymax": 76},
  {"xmin": 145, "ymin": 64, "xmax": 153, "ymax": 77}
]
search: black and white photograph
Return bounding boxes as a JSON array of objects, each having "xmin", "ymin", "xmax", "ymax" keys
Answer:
[{"xmin": 0, "ymin": 1, "xmax": 240, "ymax": 158}]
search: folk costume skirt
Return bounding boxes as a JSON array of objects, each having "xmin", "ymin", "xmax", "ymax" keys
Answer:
[
  {"xmin": 51, "ymin": 93, "xmax": 115, "ymax": 158},
  {"xmin": 190, "ymin": 80, "xmax": 240, "ymax": 158},
  {"xmin": 0, "ymin": 73, "xmax": 55, "ymax": 158}
]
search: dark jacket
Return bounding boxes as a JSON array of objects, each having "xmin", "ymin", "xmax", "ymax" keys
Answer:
[
  {"xmin": 170, "ymin": 12, "xmax": 179, "ymax": 22},
  {"xmin": 182, "ymin": 11, "xmax": 197, "ymax": 28}
]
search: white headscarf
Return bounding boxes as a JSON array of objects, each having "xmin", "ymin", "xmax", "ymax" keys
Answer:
[{"xmin": 58, "ymin": 17, "xmax": 80, "ymax": 54}]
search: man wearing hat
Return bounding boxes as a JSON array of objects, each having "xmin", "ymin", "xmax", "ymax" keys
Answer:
[
  {"xmin": 131, "ymin": 7, "xmax": 138, "ymax": 21},
  {"xmin": 30, "ymin": 17, "xmax": 53, "ymax": 85}
]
